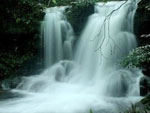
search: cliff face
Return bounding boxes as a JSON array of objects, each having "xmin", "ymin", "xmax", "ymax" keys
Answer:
[{"xmin": 135, "ymin": 0, "xmax": 150, "ymax": 46}]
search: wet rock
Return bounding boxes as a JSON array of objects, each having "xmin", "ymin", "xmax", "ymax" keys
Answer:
[
  {"xmin": 10, "ymin": 77, "xmax": 22, "ymax": 89},
  {"xmin": 0, "ymin": 89, "xmax": 9, "ymax": 94},
  {"xmin": 142, "ymin": 69, "xmax": 150, "ymax": 77},
  {"xmin": 140, "ymin": 76, "xmax": 150, "ymax": 96},
  {"xmin": 0, "ymin": 77, "xmax": 22, "ymax": 90},
  {"xmin": 140, "ymin": 86, "xmax": 148, "ymax": 96},
  {"xmin": 0, "ymin": 90, "xmax": 23, "ymax": 100},
  {"xmin": 140, "ymin": 76, "xmax": 149, "ymax": 87}
]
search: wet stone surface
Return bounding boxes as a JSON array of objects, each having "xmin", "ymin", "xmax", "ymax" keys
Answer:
[
  {"xmin": 140, "ymin": 76, "xmax": 150, "ymax": 96},
  {"xmin": 0, "ymin": 90, "xmax": 22, "ymax": 100}
]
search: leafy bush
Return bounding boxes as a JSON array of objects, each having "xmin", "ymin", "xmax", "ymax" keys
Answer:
[
  {"xmin": 123, "ymin": 104, "xmax": 149, "ymax": 113},
  {"xmin": 123, "ymin": 95, "xmax": 150, "ymax": 113},
  {"xmin": 0, "ymin": 0, "xmax": 45, "ymax": 79},
  {"xmin": 121, "ymin": 45, "xmax": 150, "ymax": 69},
  {"xmin": 0, "ymin": 0, "xmax": 45, "ymax": 34},
  {"xmin": 0, "ymin": 52, "xmax": 33, "ymax": 79}
]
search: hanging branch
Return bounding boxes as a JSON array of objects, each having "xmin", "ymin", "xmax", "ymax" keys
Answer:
[
  {"xmin": 95, "ymin": 0, "xmax": 128, "ymax": 51},
  {"xmin": 90, "ymin": 0, "xmax": 129, "ymax": 61}
]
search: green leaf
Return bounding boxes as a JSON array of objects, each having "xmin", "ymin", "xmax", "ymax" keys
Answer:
[
  {"xmin": 90, "ymin": 109, "xmax": 93, "ymax": 113},
  {"xmin": 52, "ymin": 0, "xmax": 56, "ymax": 4},
  {"xmin": 16, "ymin": 18, "xmax": 21, "ymax": 23},
  {"xmin": 103, "ymin": 0, "xmax": 107, "ymax": 2}
]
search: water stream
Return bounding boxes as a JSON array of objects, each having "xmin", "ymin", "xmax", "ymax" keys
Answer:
[{"xmin": 0, "ymin": 0, "xmax": 142, "ymax": 113}]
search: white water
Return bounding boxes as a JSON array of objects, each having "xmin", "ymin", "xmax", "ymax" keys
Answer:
[
  {"xmin": 43, "ymin": 7, "xmax": 74, "ymax": 67},
  {"xmin": 0, "ymin": 1, "xmax": 142, "ymax": 113}
]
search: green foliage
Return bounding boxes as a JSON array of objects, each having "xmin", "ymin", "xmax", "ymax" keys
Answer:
[
  {"xmin": 41, "ymin": 0, "xmax": 121, "ymax": 7},
  {"xmin": 0, "ymin": 0, "xmax": 45, "ymax": 79},
  {"xmin": 0, "ymin": 52, "xmax": 33, "ymax": 79},
  {"xmin": 121, "ymin": 45, "xmax": 150, "ymax": 69},
  {"xmin": 141, "ymin": 95, "xmax": 150, "ymax": 107},
  {"xmin": 137, "ymin": 0, "xmax": 150, "ymax": 19},
  {"xmin": 66, "ymin": 0, "xmax": 94, "ymax": 35},
  {"xmin": 123, "ymin": 104, "xmax": 149, "ymax": 113},
  {"xmin": 44, "ymin": 0, "xmax": 74, "ymax": 7},
  {"xmin": 123, "ymin": 95, "xmax": 150, "ymax": 113},
  {"xmin": 52, "ymin": 0, "xmax": 57, "ymax": 4},
  {"xmin": 0, "ymin": 0, "xmax": 45, "ymax": 34},
  {"xmin": 90, "ymin": 109, "xmax": 93, "ymax": 113}
]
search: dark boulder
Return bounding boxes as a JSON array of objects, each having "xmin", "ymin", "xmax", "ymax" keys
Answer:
[
  {"xmin": 140, "ymin": 86, "xmax": 148, "ymax": 96},
  {"xmin": 142, "ymin": 69, "xmax": 150, "ymax": 77},
  {"xmin": 0, "ymin": 77, "xmax": 22, "ymax": 90},
  {"xmin": 140, "ymin": 76, "xmax": 150, "ymax": 96}
]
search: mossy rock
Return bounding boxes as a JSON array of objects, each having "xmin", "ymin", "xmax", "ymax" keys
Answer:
[{"xmin": 66, "ymin": 0, "xmax": 94, "ymax": 36}]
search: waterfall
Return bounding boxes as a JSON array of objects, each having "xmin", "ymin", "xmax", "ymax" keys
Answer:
[
  {"xmin": 0, "ymin": 1, "xmax": 142, "ymax": 113},
  {"xmin": 43, "ymin": 7, "xmax": 74, "ymax": 67}
]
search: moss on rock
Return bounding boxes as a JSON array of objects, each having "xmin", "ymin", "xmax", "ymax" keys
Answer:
[{"xmin": 66, "ymin": 0, "xmax": 94, "ymax": 36}]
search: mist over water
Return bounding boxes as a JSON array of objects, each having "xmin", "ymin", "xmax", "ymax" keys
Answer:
[{"xmin": 0, "ymin": 1, "xmax": 143, "ymax": 113}]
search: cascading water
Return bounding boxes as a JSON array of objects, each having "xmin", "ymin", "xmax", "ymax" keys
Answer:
[
  {"xmin": 0, "ymin": 0, "xmax": 143, "ymax": 113},
  {"xmin": 43, "ymin": 7, "xmax": 74, "ymax": 67}
]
